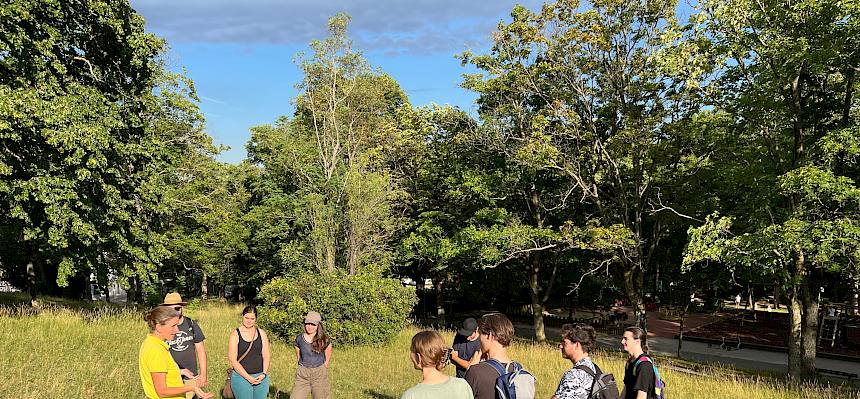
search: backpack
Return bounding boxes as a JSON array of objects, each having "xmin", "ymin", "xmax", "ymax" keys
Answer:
[
  {"xmin": 633, "ymin": 356, "xmax": 666, "ymax": 399},
  {"xmin": 484, "ymin": 359, "xmax": 536, "ymax": 399},
  {"xmin": 575, "ymin": 362, "xmax": 620, "ymax": 399}
]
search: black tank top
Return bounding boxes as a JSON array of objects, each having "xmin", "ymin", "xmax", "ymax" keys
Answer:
[{"xmin": 236, "ymin": 328, "xmax": 263, "ymax": 374}]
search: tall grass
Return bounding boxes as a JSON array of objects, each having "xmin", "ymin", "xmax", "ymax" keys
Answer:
[{"xmin": 0, "ymin": 299, "xmax": 855, "ymax": 398}]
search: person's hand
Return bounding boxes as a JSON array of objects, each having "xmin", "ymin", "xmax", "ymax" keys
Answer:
[
  {"xmin": 193, "ymin": 387, "xmax": 214, "ymax": 399},
  {"xmin": 194, "ymin": 377, "xmax": 205, "ymax": 388},
  {"xmin": 180, "ymin": 369, "xmax": 195, "ymax": 379},
  {"xmin": 198, "ymin": 374, "xmax": 207, "ymax": 387},
  {"xmin": 250, "ymin": 374, "xmax": 265, "ymax": 385}
]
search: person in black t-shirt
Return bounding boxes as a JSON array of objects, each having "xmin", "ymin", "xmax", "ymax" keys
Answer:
[
  {"xmin": 161, "ymin": 292, "xmax": 208, "ymax": 399},
  {"xmin": 451, "ymin": 318, "xmax": 481, "ymax": 378},
  {"xmin": 621, "ymin": 327, "xmax": 655, "ymax": 399}
]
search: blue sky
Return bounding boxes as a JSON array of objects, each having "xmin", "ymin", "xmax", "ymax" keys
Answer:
[{"xmin": 129, "ymin": 0, "xmax": 544, "ymax": 163}]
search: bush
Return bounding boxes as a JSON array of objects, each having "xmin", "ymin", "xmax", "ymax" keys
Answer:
[{"xmin": 257, "ymin": 271, "xmax": 417, "ymax": 346}]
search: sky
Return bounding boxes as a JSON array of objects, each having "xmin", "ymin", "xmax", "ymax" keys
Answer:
[{"xmin": 129, "ymin": 0, "xmax": 545, "ymax": 164}]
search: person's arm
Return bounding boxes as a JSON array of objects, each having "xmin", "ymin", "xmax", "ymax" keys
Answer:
[
  {"xmin": 324, "ymin": 341, "xmax": 333, "ymax": 368},
  {"xmin": 295, "ymin": 345, "xmax": 301, "ymax": 365},
  {"xmin": 195, "ymin": 341, "xmax": 207, "ymax": 386},
  {"xmin": 227, "ymin": 330, "xmax": 254, "ymax": 383},
  {"xmin": 151, "ymin": 372, "xmax": 212, "ymax": 398},
  {"xmin": 451, "ymin": 349, "xmax": 471, "ymax": 369}
]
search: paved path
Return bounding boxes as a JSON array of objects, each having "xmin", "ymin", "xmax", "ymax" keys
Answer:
[{"xmin": 512, "ymin": 323, "xmax": 860, "ymax": 377}]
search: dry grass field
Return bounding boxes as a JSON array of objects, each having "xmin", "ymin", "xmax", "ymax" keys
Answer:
[{"xmin": 0, "ymin": 296, "xmax": 856, "ymax": 398}]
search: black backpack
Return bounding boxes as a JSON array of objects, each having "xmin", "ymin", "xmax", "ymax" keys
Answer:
[{"xmin": 575, "ymin": 362, "xmax": 620, "ymax": 399}]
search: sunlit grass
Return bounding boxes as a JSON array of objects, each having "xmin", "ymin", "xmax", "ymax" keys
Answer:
[{"xmin": 0, "ymin": 298, "xmax": 855, "ymax": 398}]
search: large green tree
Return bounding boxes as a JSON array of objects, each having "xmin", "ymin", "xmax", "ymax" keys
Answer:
[
  {"xmin": 461, "ymin": 0, "xmax": 705, "ymax": 332},
  {"xmin": 0, "ymin": 0, "xmax": 209, "ymax": 302},
  {"xmin": 684, "ymin": 0, "xmax": 860, "ymax": 380},
  {"xmin": 245, "ymin": 14, "xmax": 412, "ymax": 278}
]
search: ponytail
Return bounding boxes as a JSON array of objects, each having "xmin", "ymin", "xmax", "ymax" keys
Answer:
[{"xmin": 410, "ymin": 330, "xmax": 451, "ymax": 371}]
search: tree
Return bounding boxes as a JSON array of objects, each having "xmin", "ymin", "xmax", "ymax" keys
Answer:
[
  {"xmin": 460, "ymin": 0, "xmax": 705, "ymax": 333},
  {"xmin": 0, "ymin": 0, "xmax": 208, "ymax": 302},
  {"xmin": 161, "ymin": 152, "xmax": 249, "ymax": 299},
  {"xmin": 245, "ymin": 14, "xmax": 411, "ymax": 278},
  {"xmin": 684, "ymin": 0, "xmax": 860, "ymax": 380}
]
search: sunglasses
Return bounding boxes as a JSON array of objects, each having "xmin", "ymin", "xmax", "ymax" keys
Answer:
[{"xmin": 173, "ymin": 306, "xmax": 182, "ymax": 311}]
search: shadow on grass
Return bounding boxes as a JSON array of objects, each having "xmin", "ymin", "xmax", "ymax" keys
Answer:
[
  {"xmin": 269, "ymin": 386, "xmax": 290, "ymax": 398},
  {"xmin": 363, "ymin": 390, "xmax": 397, "ymax": 399}
]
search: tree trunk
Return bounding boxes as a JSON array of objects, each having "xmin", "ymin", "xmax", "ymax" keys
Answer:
[
  {"xmin": 529, "ymin": 256, "xmax": 546, "ymax": 343},
  {"xmin": 435, "ymin": 277, "xmax": 446, "ymax": 327},
  {"xmin": 677, "ymin": 310, "xmax": 685, "ymax": 357},
  {"xmin": 773, "ymin": 284, "xmax": 781, "ymax": 310},
  {"xmin": 623, "ymin": 264, "xmax": 646, "ymax": 329},
  {"xmin": 787, "ymin": 289, "xmax": 803, "ymax": 380},
  {"xmin": 852, "ymin": 276, "xmax": 860, "ymax": 315},
  {"xmin": 127, "ymin": 276, "xmax": 139, "ymax": 305},
  {"xmin": 201, "ymin": 272, "xmax": 209, "ymax": 301},
  {"xmin": 800, "ymin": 276, "xmax": 819, "ymax": 379},
  {"xmin": 27, "ymin": 256, "xmax": 39, "ymax": 307}
]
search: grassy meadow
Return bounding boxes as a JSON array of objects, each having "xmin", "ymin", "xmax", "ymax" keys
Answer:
[{"xmin": 0, "ymin": 296, "xmax": 856, "ymax": 399}]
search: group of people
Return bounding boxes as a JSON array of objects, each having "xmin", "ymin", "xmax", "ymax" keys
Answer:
[
  {"xmin": 403, "ymin": 312, "xmax": 662, "ymax": 399},
  {"xmin": 139, "ymin": 294, "xmax": 660, "ymax": 399},
  {"xmin": 138, "ymin": 293, "xmax": 332, "ymax": 399}
]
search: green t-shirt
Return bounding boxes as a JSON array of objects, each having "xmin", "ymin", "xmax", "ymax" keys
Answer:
[{"xmin": 401, "ymin": 376, "xmax": 474, "ymax": 399}]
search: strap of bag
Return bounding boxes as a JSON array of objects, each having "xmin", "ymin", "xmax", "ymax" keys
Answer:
[
  {"xmin": 632, "ymin": 355, "xmax": 651, "ymax": 376},
  {"xmin": 484, "ymin": 358, "xmax": 508, "ymax": 377}
]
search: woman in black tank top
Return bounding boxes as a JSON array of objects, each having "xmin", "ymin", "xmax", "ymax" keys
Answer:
[{"xmin": 227, "ymin": 306, "xmax": 271, "ymax": 399}]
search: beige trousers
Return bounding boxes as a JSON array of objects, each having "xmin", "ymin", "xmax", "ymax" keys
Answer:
[{"xmin": 291, "ymin": 365, "xmax": 330, "ymax": 399}]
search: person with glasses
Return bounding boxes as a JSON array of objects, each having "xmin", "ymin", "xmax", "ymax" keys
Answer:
[
  {"xmin": 160, "ymin": 293, "xmax": 208, "ymax": 399},
  {"xmin": 553, "ymin": 324, "xmax": 603, "ymax": 399},
  {"xmin": 292, "ymin": 311, "xmax": 332, "ymax": 399}
]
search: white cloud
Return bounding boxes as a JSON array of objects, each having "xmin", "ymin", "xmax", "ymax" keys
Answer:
[{"xmin": 130, "ymin": 0, "xmax": 543, "ymax": 54}]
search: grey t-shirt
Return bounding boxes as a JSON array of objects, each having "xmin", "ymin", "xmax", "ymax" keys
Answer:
[
  {"xmin": 295, "ymin": 333, "xmax": 329, "ymax": 368},
  {"xmin": 166, "ymin": 316, "xmax": 205, "ymax": 375}
]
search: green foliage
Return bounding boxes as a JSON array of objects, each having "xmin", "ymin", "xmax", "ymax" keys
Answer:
[
  {"xmin": 257, "ymin": 272, "xmax": 417, "ymax": 345},
  {"xmin": 0, "ymin": 0, "xmax": 209, "ymax": 297}
]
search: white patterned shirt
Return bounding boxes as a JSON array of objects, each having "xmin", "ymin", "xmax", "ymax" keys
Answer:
[{"xmin": 554, "ymin": 357, "xmax": 596, "ymax": 399}]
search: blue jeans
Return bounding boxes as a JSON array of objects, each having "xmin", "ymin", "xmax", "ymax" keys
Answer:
[{"xmin": 230, "ymin": 372, "xmax": 269, "ymax": 399}]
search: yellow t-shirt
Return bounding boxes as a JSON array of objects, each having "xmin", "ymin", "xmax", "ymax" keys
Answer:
[{"xmin": 139, "ymin": 334, "xmax": 185, "ymax": 399}]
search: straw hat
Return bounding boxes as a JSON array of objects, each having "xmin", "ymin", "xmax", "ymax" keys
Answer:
[{"xmin": 160, "ymin": 292, "xmax": 188, "ymax": 306}]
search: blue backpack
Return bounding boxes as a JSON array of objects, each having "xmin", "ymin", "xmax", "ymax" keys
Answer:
[
  {"xmin": 484, "ymin": 359, "xmax": 536, "ymax": 399},
  {"xmin": 633, "ymin": 356, "xmax": 666, "ymax": 399}
]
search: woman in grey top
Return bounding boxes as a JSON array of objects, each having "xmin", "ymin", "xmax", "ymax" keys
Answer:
[{"xmin": 292, "ymin": 311, "xmax": 332, "ymax": 399}]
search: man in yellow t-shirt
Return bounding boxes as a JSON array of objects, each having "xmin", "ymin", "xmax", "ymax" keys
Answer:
[{"xmin": 140, "ymin": 334, "xmax": 185, "ymax": 399}]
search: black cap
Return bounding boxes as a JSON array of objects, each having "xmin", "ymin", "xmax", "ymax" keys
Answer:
[{"xmin": 459, "ymin": 317, "xmax": 478, "ymax": 336}]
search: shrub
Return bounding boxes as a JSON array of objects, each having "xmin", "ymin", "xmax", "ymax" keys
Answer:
[{"xmin": 257, "ymin": 271, "xmax": 417, "ymax": 346}]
